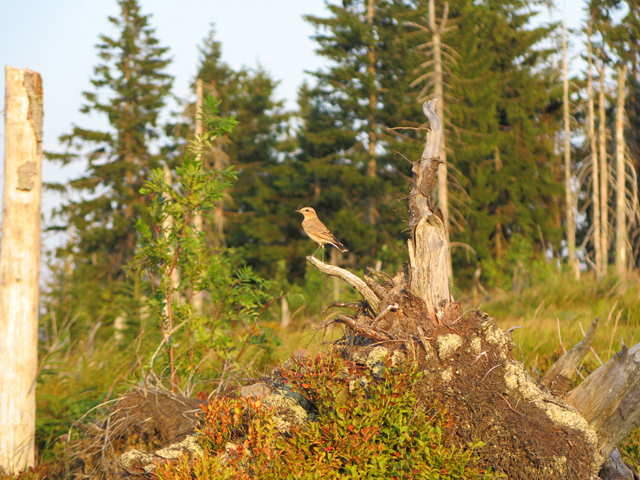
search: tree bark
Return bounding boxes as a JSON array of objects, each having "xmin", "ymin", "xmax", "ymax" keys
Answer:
[
  {"xmin": 0, "ymin": 66, "xmax": 43, "ymax": 472},
  {"xmin": 587, "ymin": 25, "xmax": 603, "ymax": 279},
  {"xmin": 365, "ymin": 0, "xmax": 378, "ymax": 226},
  {"xmin": 563, "ymin": 23, "xmax": 579, "ymax": 279},
  {"xmin": 566, "ymin": 341, "xmax": 640, "ymax": 463},
  {"xmin": 428, "ymin": 0, "xmax": 453, "ymax": 281},
  {"xmin": 599, "ymin": 60, "xmax": 609, "ymax": 273},
  {"xmin": 407, "ymin": 98, "xmax": 450, "ymax": 317},
  {"xmin": 614, "ymin": 65, "xmax": 628, "ymax": 277}
]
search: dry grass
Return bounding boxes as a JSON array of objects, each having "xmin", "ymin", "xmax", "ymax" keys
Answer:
[{"xmin": 464, "ymin": 270, "xmax": 640, "ymax": 381}]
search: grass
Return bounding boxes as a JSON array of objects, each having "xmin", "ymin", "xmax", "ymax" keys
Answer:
[
  {"xmin": 470, "ymin": 271, "xmax": 640, "ymax": 380},
  {"xmin": 9, "ymin": 266, "xmax": 640, "ymax": 476}
]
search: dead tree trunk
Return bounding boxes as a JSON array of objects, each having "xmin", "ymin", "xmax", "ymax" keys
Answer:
[
  {"xmin": 0, "ymin": 66, "xmax": 43, "ymax": 473},
  {"xmin": 587, "ymin": 24, "xmax": 603, "ymax": 279},
  {"xmin": 614, "ymin": 65, "xmax": 628, "ymax": 277},
  {"xmin": 428, "ymin": 0, "xmax": 453, "ymax": 281},
  {"xmin": 115, "ymin": 87, "xmax": 640, "ymax": 480},
  {"xmin": 563, "ymin": 23, "xmax": 579, "ymax": 279},
  {"xmin": 407, "ymin": 98, "xmax": 450, "ymax": 319},
  {"xmin": 599, "ymin": 60, "xmax": 609, "ymax": 274},
  {"xmin": 365, "ymin": 0, "xmax": 378, "ymax": 226}
]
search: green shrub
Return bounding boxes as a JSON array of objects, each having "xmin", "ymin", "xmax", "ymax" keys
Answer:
[{"xmin": 156, "ymin": 351, "xmax": 496, "ymax": 479}]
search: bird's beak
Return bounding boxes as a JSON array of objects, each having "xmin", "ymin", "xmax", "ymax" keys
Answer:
[{"xmin": 295, "ymin": 209, "xmax": 302, "ymax": 213}]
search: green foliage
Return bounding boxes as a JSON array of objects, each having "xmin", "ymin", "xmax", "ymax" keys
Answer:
[
  {"xmin": 131, "ymin": 97, "xmax": 275, "ymax": 390},
  {"xmin": 168, "ymin": 25, "xmax": 292, "ymax": 280},
  {"xmin": 156, "ymin": 351, "xmax": 494, "ymax": 479},
  {"xmin": 45, "ymin": 0, "xmax": 174, "ymax": 337},
  {"xmin": 620, "ymin": 426, "xmax": 640, "ymax": 472},
  {"xmin": 479, "ymin": 234, "xmax": 557, "ymax": 289}
]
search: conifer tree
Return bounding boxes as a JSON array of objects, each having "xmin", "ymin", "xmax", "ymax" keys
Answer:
[
  {"xmin": 50, "ymin": 0, "xmax": 173, "ymax": 290},
  {"xmin": 294, "ymin": 0, "xmax": 562, "ymax": 286},
  {"xmin": 297, "ymin": 0, "xmax": 424, "ymax": 271},
  {"xmin": 179, "ymin": 26, "xmax": 290, "ymax": 277}
]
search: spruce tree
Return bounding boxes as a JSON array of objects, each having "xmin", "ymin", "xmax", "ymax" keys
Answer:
[
  {"xmin": 440, "ymin": 0, "xmax": 563, "ymax": 284},
  {"xmin": 50, "ymin": 0, "xmax": 172, "ymax": 281},
  {"xmin": 176, "ymin": 26, "xmax": 290, "ymax": 278},
  {"xmin": 296, "ymin": 0, "xmax": 424, "ymax": 272},
  {"xmin": 47, "ymin": 0, "xmax": 173, "ymax": 328},
  {"xmin": 296, "ymin": 0, "xmax": 562, "ymax": 287}
]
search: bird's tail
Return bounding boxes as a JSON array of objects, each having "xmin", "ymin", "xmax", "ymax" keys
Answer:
[{"xmin": 333, "ymin": 241, "xmax": 348, "ymax": 253}]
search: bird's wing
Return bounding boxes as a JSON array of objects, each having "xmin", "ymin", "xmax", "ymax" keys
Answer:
[
  {"xmin": 304, "ymin": 220, "xmax": 332, "ymax": 238},
  {"xmin": 305, "ymin": 221, "xmax": 344, "ymax": 247}
]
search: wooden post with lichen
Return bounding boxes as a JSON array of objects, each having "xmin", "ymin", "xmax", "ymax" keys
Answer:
[{"xmin": 0, "ymin": 66, "xmax": 43, "ymax": 473}]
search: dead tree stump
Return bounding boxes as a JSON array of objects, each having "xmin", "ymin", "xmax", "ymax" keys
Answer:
[{"xmin": 307, "ymin": 98, "xmax": 640, "ymax": 480}]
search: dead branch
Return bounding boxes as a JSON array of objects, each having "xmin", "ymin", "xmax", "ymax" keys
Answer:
[
  {"xmin": 542, "ymin": 318, "xmax": 599, "ymax": 396},
  {"xmin": 334, "ymin": 315, "xmax": 393, "ymax": 341},
  {"xmin": 306, "ymin": 256, "xmax": 381, "ymax": 315}
]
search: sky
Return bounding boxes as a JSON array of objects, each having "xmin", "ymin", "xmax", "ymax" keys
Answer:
[{"xmin": 0, "ymin": 0, "xmax": 586, "ymax": 258}]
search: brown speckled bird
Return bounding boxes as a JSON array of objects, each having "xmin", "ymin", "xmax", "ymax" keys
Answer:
[{"xmin": 296, "ymin": 207, "xmax": 348, "ymax": 261}]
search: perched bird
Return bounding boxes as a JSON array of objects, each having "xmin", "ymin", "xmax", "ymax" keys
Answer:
[{"xmin": 296, "ymin": 207, "xmax": 348, "ymax": 261}]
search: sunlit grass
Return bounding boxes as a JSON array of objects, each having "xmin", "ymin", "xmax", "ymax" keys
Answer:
[{"xmin": 470, "ymin": 270, "xmax": 640, "ymax": 380}]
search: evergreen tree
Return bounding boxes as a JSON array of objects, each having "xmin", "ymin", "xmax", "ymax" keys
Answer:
[
  {"xmin": 46, "ymin": 0, "xmax": 173, "ymax": 332},
  {"xmin": 50, "ymin": 0, "xmax": 173, "ymax": 284},
  {"xmin": 173, "ymin": 26, "xmax": 290, "ymax": 278},
  {"xmin": 294, "ymin": 0, "xmax": 563, "ymax": 287},
  {"xmin": 439, "ymin": 0, "xmax": 563, "ymax": 284},
  {"xmin": 293, "ymin": 0, "xmax": 424, "ymax": 273}
]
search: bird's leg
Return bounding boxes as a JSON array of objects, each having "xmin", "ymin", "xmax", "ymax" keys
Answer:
[
  {"xmin": 313, "ymin": 245, "xmax": 322, "ymax": 258},
  {"xmin": 322, "ymin": 246, "xmax": 325, "ymax": 262}
]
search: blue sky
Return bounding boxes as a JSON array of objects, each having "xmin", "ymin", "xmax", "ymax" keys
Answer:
[{"xmin": 0, "ymin": 0, "xmax": 586, "ymax": 257}]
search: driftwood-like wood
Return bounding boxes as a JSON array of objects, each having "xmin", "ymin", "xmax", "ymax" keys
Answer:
[
  {"xmin": 306, "ymin": 256, "xmax": 381, "ymax": 315},
  {"xmin": 0, "ymin": 66, "xmax": 43, "ymax": 472},
  {"xmin": 542, "ymin": 317, "xmax": 599, "ymax": 396},
  {"xmin": 297, "ymin": 92, "xmax": 640, "ymax": 479},
  {"xmin": 406, "ymin": 97, "xmax": 450, "ymax": 308},
  {"xmin": 565, "ymin": 342, "xmax": 640, "ymax": 463},
  {"xmin": 599, "ymin": 449, "xmax": 638, "ymax": 480},
  {"xmin": 333, "ymin": 315, "xmax": 393, "ymax": 341}
]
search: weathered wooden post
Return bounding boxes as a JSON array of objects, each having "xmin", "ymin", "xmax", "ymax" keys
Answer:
[{"xmin": 0, "ymin": 66, "xmax": 43, "ymax": 472}]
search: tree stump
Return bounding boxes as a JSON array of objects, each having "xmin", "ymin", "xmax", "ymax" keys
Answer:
[{"xmin": 307, "ymin": 98, "xmax": 640, "ymax": 480}]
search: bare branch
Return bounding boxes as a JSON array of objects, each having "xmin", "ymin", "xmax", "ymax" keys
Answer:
[{"xmin": 306, "ymin": 256, "xmax": 380, "ymax": 314}]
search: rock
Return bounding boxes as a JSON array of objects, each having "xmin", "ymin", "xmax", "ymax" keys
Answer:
[
  {"xmin": 119, "ymin": 435, "xmax": 203, "ymax": 475},
  {"xmin": 240, "ymin": 382, "xmax": 271, "ymax": 398}
]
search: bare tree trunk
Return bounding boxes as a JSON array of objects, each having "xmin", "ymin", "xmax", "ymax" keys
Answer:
[
  {"xmin": 563, "ymin": 24, "xmax": 579, "ymax": 279},
  {"xmin": 615, "ymin": 65, "xmax": 628, "ymax": 277},
  {"xmin": 0, "ymin": 66, "xmax": 43, "ymax": 473},
  {"xmin": 365, "ymin": 0, "xmax": 378, "ymax": 226},
  {"xmin": 599, "ymin": 60, "xmax": 609, "ymax": 274},
  {"xmin": 587, "ymin": 25, "xmax": 602, "ymax": 279},
  {"xmin": 407, "ymin": 99, "xmax": 450, "ymax": 318},
  {"xmin": 428, "ymin": 0, "xmax": 453, "ymax": 281},
  {"xmin": 193, "ymin": 79, "xmax": 204, "ymax": 315},
  {"xmin": 280, "ymin": 296, "xmax": 291, "ymax": 329}
]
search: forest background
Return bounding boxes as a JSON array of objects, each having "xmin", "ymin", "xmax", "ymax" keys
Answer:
[{"xmin": 2, "ymin": 0, "xmax": 640, "ymax": 471}]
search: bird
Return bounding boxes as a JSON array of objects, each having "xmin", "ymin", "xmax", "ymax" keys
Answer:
[{"xmin": 295, "ymin": 207, "xmax": 348, "ymax": 261}]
